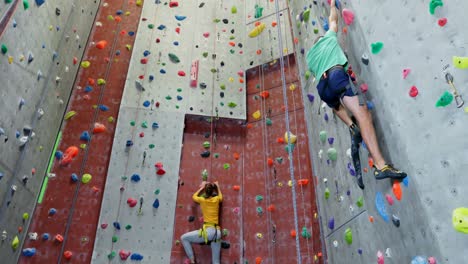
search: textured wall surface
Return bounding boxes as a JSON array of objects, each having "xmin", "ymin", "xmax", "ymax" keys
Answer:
[
  {"xmin": 289, "ymin": 0, "xmax": 468, "ymax": 263},
  {"xmin": 0, "ymin": 0, "xmax": 99, "ymax": 262}
]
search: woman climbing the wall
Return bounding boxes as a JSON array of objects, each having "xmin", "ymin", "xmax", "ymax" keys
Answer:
[
  {"xmin": 306, "ymin": 0, "xmax": 407, "ymax": 189},
  {"xmin": 181, "ymin": 181, "xmax": 222, "ymax": 264}
]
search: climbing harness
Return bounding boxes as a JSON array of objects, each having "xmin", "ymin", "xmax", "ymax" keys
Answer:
[{"xmin": 199, "ymin": 223, "xmax": 220, "ymax": 244}]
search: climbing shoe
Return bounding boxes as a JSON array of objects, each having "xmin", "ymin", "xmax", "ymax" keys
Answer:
[
  {"xmin": 350, "ymin": 124, "xmax": 364, "ymax": 189},
  {"xmin": 374, "ymin": 165, "xmax": 407, "ymax": 180}
]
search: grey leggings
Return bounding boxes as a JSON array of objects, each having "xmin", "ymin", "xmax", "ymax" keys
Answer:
[{"xmin": 181, "ymin": 227, "xmax": 221, "ymax": 264}]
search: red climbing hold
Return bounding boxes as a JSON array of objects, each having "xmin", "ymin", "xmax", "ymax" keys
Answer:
[
  {"xmin": 178, "ymin": 71, "xmax": 186, "ymax": 77},
  {"xmin": 290, "ymin": 230, "xmax": 296, "ymax": 238},
  {"xmin": 438, "ymin": 18, "xmax": 447, "ymax": 27},
  {"xmin": 409, "ymin": 86, "xmax": 419, "ymax": 98},
  {"xmin": 267, "ymin": 204, "xmax": 275, "ymax": 212},
  {"xmin": 141, "ymin": 58, "xmax": 148, "ymax": 64},
  {"xmin": 229, "ymin": 41, "xmax": 236, "ymax": 47},
  {"xmin": 127, "ymin": 198, "xmax": 138, "ymax": 207},
  {"xmin": 155, "ymin": 102, "xmax": 160, "ymax": 107},
  {"xmin": 64, "ymin": 251, "xmax": 73, "ymax": 260},
  {"xmin": 267, "ymin": 158, "xmax": 274, "ymax": 166},
  {"xmin": 256, "ymin": 257, "xmax": 262, "ymax": 264},
  {"xmin": 73, "ymin": 57, "xmax": 78, "ymax": 65},
  {"xmin": 169, "ymin": 1, "xmax": 178, "ymax": 8},
  {"xmin": 175, "ymin": 27, "xmax": 180, "ymax": 34},
  {"xmin": 54, "ymin": 234, "xmax": 64, "ymax": 243},
  {"xmin": 119, "ymin": 250, "xmax": 131, "ymax": 260},
  {"xmin": 88, "ymin": 78, "xmax": 95, "ymax": 85},
  {"xmin": 385, "ymin": 194, "xmax": 394, "ymax": 206},
  {"xmin": 93, "ymin": 123, "xmax": 106, "ymax": 134},
  {"xmin": 360, "ymin": 83, "xmax": 368, "ymax": 93},
  {"xmin": 139, "ymin": 75, "xmax": 145, "ymax": 79},
  {"xmin": 157, "ymin": 168, "xmax": 166, "ymax": 175},
  {"xmin": 96, "ymin": 40, "xmax": 108, "ymax": 49},
  {"xmin": 101, "ymin": 223, "xmax": 108, "ymax": 229},
  {"xmin": 277, "ymin": 137, "xmax": 284, "ymax": 144},
  {"xmin": 232, "ymin": 185, "xmax": 240, "ymax": 191},
  {"xmin": 156, "ymin": 38, "xmax": 161, "ymax": 43},
  {"xmin": 60, "ymin": 146, "xmax": 79, "ymax": 166},
  {"xmin": 402, "ymin": 68, "xmax": 411, "ymax": 79},
  {"xmin": 155, "ymin": 162, "xmax": 163, "ymax": 169},
  {"xmin": 259, "ymin": 91, "xmax": 269, "ymax": 99},
  {"xmin": 139, "ymin": 132, "xmax": 144, "ymax": 138},
  {"xmin": 298, "ymin": 179, "xmax": 309, "ymax": 186},
  {"xmin": 233, "ymin": 152, "xmax": 240, "ymax": 160}
]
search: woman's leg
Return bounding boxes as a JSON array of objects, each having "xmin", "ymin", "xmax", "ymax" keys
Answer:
[
  {"xmin": 181, "ymin": 230, "xmax": 204, "ymax": 263},
  {"xmin": 209, "ymin": 228, "xmax": 222, "ymax": 264}
]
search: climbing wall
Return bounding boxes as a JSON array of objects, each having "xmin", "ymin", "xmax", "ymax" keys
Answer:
[
  {"xmin": 0, "ymin": 0, "xmax": 100, "ymax": 262},
  {"xmin": 289, "ymin": 0, "xmax": 468, "ymax": 263},
  {"xmin": 170, "ymin": 54, "xmax": 323, "ymax": 263}
]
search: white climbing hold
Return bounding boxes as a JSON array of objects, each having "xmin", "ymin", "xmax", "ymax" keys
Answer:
[
  {"xmin": 346, "ymin": 148, "xmax": 352, "ymax": 159},
  {"xmin": 28, "ymin": 232, "xmax": 38, "ymax": 241},
  {"xmin": 318, "ymin": 149, "xmax": 323, "ymax": 159}
]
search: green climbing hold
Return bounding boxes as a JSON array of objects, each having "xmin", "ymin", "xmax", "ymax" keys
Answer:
[
  {"xmin": 228, "ymin": 102, "xmax": 237, "ymax": 108},
  {"xmin": 222, "ymin": 228, "xmax": 229, "ymax": 236},
  {"xmin": 223, "ymin": 163, "xmax": 230, "ymax": 169},
  {"xmin": 356, "ymin": 196, "xmax": 364, "ymax": 208},
  {"xmin": 202, "ymin": 52, "xmax": 208, "ymax": 58},
  {"xmin": 64, "ymin": 111, "xmax": 77, "ymax": 120},
  {"xmin": 327, "ymin": 148, "xmax": 337, "ymax": 161},
  {"xmin": 148, "ymin": 24, "xmax": 154, "ymax": 29},
  {"xmin": 319, "ymin": 131, "xmax": 327, "ymax": 143},
  {"xmin": 301, "ymin": 226, "xmax": 311, "ymax": 239},
  {"xmin": 344, "ymin": 228, "xmax": 353, "ymax": 244},
  {"xmin": 305, "ymin": 70, "xmax": 311, "ymax": 80},
  {"xmin": 125, "ymin": 224, "xmax": 132, "ymax": 230},
  {"xmin": 107, "ymin": 251, "xmax": 116, "ymax": 260},
  {"xmin": 324, "ymin": 187, "xmax": 330, "ymax": 199},
  {"xmin": 82, "ymin": 173, "xmax": 92, "ymax": 184},
  {"xmin": 154, "ymin": 189, "xmax": 160, "ymax": 195},
  {"xmin": 177, "ymin": 88, "xmax": 182, "ymax": 92},
  {"xmin": 112, "ymin": 236, "xmax": 118, "ymax": 243},
  {"xmin": 121, "ymin": 176, "xmax": 128, "ymax": 180},
  {"xmin": 23, "ymin": 0, "xmax": 29, "ymax": 10},
  {"xmin": 176, "ymin": 105, "xmax": 179, "ymax": 109},
  {"xmin": 149, "ymin": 144, "xmax": 155, "ymax": 149},
  {"xmin": 314, "ymin": 28, "xmax": 319, "ymax": 34},
  {"xmin": 231, "ymin": 6, "xmax": 237, "ymax": 14},
  {"xmin": 429, "ymin": 0, "xmax": 443, "ymax": 15},
  {"xmin": 255, "ymin": 195, "xmax": 264, "ymax": 202},
  {"xmin": 452, "ymin": 207, "xmax": 468, "ymax": 234},
  {"xmin": 141, "ymin": 121, "xmax": 148, "ymax": 128},
  {"xmin": 201, "ymin": 169, "xmax": 208, "ymax": 181},
  {"xmin": 254, "ymin": 4, "xmax": 264, "ymax": 19},
  {"xmin": 229, "ymin": 36, "xmax": 235, "ymax": 40},
  {"xmin": 1, "ymin": 44, "xmax": 7, "ymax": 54},
  {"xmin": 213, "ymin": 18, "xmax": 221, "ymax": 23},
  {"xmin": 435, "ymin": 90, "xmax": 453, "ymax": 107},
  {"xmin": 220, "ymin": 84, "xmax": 226, "ymax": 90},
  {"xmin": 11, "ymin": 236, "xmax": 19, "ymax": 250},
  {"xmin": 5, "ymin": 0, "xmax": 12, "ymax": 3},
  {"xmin": 130, "ymin": 121, "xmax": 135, "ymax": 126},
  {"xmin": 214, "ymin": 153, "xmax": 220, "ymax": 158},
  {"xmin": 371, "ymin": 42, "xmax": 384, "ymax": 54},
  {"xmin": 266, "ymin": 118, "xmax": 272, "ymax": 126},
  {"xmin": 303, "ymin": 9, "xmax": 311, "ymax": 23},
  {"xmin": 211, "ymin": 68, "xmax": 217, "ymax": 73},
  {"xmin": 229, "ymin": 49, "xmax": 235, "ymax": 54},
  {"xmin": 168, "ymin": 53, "xmax": 180, "ymax": 63},
  {"xmin": 256, "ymin": 207, "xmax": 263, "ymax": 214},
  {"xmin": 23, "ymin": 213, "xmax": 29, "ymax": 221},
  {"xmin": 165, "ymin": 95, "xmax": 172, "ymax": 100},
  {"xmin": 203, "ymin": 141, "xmax": 210, "ymax": 148},
  {"xmin": 276, "ymin": 157, "xmax": 283, "ymax": 164}
]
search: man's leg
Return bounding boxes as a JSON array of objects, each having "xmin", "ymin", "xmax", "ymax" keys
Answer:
[
  {"xmin": 341, "ymin": 96, "xmax": 386, "ymax": 169},
  {"xmin": 333, "ymin": 104, "xmax": 353, "ymax": 127},
  {"xmin": 181, "ymin": 230, "xmax": 204, "ymax": 263}
]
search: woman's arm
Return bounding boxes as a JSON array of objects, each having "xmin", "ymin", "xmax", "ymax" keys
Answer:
[
  {"xmin": 192, "ymin": 181, "xmax": 208, "ymax": 202},
  {"xmin": 214, "ymin": 181, "xmax": 222, "ymax": 202}
]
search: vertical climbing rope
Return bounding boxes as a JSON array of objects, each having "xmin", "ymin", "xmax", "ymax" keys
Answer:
[{"xmin": 273, "ymin": 0, "xmax": 302, "ymax": 263}]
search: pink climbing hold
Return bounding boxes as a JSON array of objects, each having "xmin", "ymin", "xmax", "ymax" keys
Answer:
[
  {"xmin": 402, "ymin": 68, "xmax": 411, "ymax": 79},
  {"xmin": 175, "ymin": 27, "xmax": 180, "ymax": 34},
  {"xmin": 203, "ymin": 32, "xmax": 210, "ymax": 38},
  {"xmin": 127, "ymin": 198, "xmax": 138, "ymax": 207},
  {"xmin": 385, "ymin": 194, "xmax": 394, "ymax": 206},
  {"xmin": 428, "ymin": 257, "xmax": 437, "ymax": 264},
  {"xmin": 377, "ymin": 250, "xmax": 385, "ymax": 264},
  {"xmin": 119, "ymin": 250, "xmax": 131, "ymax": 260},
  {"xmin": 101, "ymin": 223, "xmax": 108, "ymax": 229},
  {"xmin": 438, "ymin": 18, "xmax": 447, "ymax": 27},
  {"xmin": 360, "ymin": 83, "xmax": 368, "ymax": 93},
  {"xmin": 237, "ymin": 71, "xmax": 244, "ymax": 77},
  {"xmin": 342, "ymin": 9, "xmax": 355, "ymax": 26},
  {"xmin": 178, "ymin": 71, "xmax": 186, "ymax": 77},
  {"xmin": 409, "ymin": 86, "xmax": 419, "ymax": 98}
]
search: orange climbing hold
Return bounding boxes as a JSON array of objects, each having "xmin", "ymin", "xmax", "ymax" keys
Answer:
[
  {"xmin": 343, "ymin": 27, "xmax": 348, "ymax": 34},
  {"xmin": 267, "ymin": 204, "xmax": 275, "ymax": 212},
  {"xmin": 271, "ymin": 21, "xmax": 277, "ymax": 27},
  {"xmin": 55, "ymin": 234, "xmax": 64, "ymax": 243},
  {"xmin": 369, "ymin": 216, "xmax": 374, "ymax": 223},
  {"xmin": 246, "ymin": 124, "xmax": 253, "ymax": 129},
  {"xmin": 254, "ymin": 21, "xmax": 261, "ymax": 26},
  {"xmin": 298, "ymin": 179, "xmax": 309, "ymax": 186},
  {"xmin": 392, "ymin": 181, "xmax": 402, "ymax": 201},
  {"xmin": 239, "ymin": 78, "xmax": 244, "ymax": 83},
  {"xmin": 290, "ymin": 230, "xmax": 296, "ymax": 238},
  {"xmin": 294, "ymin": 37, "xmax": 299, "ymax": 44},
  {"xmin": 363, "ymin": 167, "xmax": 368, "ymax": 173},
  {"xmin": 229, "ymin": 41, "xmax": 236, "ymax": 47},
  {"xmin": 88, "ymin": 78, "xmax": 95, "ymax": 85},
  {"xmin": 368, "ymin": 157, "xmax": 374, "ymax": 168},
  {"xmin": 255, "ymin": 257, "xmax": 262, "ymax": 264},
  {"xmin": 232, "ymin": 185, "xmax": 240, "ymax": 191},
  {"xmin": 115, "ymin": 16, "xmax": 122, "ymax": 22},
  {"xmin": 64, "ymin": 251, "xmax": 73, "ymax": 260},
  {"xmin": 96, "ymin": 40, "xmax": 108, "ymax": 49},
  {"xmin": 277, "ymin": 137, "xmax": 284, "ymax": 144},
  {"xmin": 267, "ymin": 158, "xmax": 273, "ymax": 166},
  {"xmin": 93, "ymin": 123, "xmax": 106, "ymax": 134},
  {"xmin": 18, "ymin": 226, "xmax": 23, "ymax": 233},
  {"xmin": 60, "ymin": 146, "xmax": 79, "ymax": 166},
  {"xmin": 233, "ymin": 152, "xmax": 240, "ymax": 160},
  {"xmin": 256, "ymin": 49, "xmax": 262, "ymax": 55},
  {"xmin": 259, "ymin": 91, "xmax": 269, "ymax": 99}
]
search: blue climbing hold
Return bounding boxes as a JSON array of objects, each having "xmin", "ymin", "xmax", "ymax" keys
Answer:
[
  {"xmin": 403, "ymin": 177, "xmax": 409, "ymax": 187},
  {"xmin": 48, "ymin": 208, "xmax": 57, "ymax": 216},
  {"xmin": 152, "ymin": 122, "xmax": 159, "ymax": 129},
  {"xmin": 131, "ymin": 174, "xmax": 141, "ymax": 182},
  {"xmin": 42, "ymin": 233, "xmax": 50, "ymax": 240},
  {"xmin": 116, "ymin": 10, "xmax": 123, "ymax": 15},
  {"xmin": 128, "ymin": 31, "xmax": 135, "ymax": 36},
  {"xmin": 126, "ymin": 140, "xmax": 134, "ymax": 147},
  {"xmin": 320, "ymin": 17, "xmax": 329, "ymax": 31},
  {"xmin": 153, "ymin": 199, "xmax": 160, "ymax": 209},
  {"xmin": 175, "ymin": 15, "xmax": 186, "ymax": 21},
  {"xmin": 143, "ymin": 50, "xmax": 151, "ymax": 57},
  {"xmin": 71, "ymin": 173, "xmax": 78, "ymax": 182},
  {"xmin": 55, "ymin": 151, "xmax": 63, "ymax": 159},
  {"xmin": 160, "ymin": 69, "xmax": 166, "ymax": 74},
  {"xmin": 176, "ymin": 95, "xmax": 183, "ymax": 101},
  {"xmin": 411, "ymin": 256, "xmax": 428, "ymax": 264},
  {"xmin": 366, "ymin": 101, "xmax": 374, "ymax": 110},
  {"xmin": 328, "ymin": 217, "xmax": 335, "ymax": 229},
  {"xmin": 143, "ymin": 100, "xmax": 150, "ymax": 107},
  {"xmin": 131, "ymin": 253, "xmax": 144, "ymax": 261},
  {"xmin": 173, "ymin": 41, "xmax": 179, "ymax": 46},
  {"xmin": 116, "ymin": 50, "xmax": 121, "ymax": 56},
  {"xmin": 80, "ymin": 131, "xmax": 91, "ymax": 141},
  {"xmin": 35, "ymin": 0, "xmax": 45, "ymax": 7},
  {"xmin": 149, "ymin": 75, "xmax": 154, "ymax": 81},
  {"xmin": 16, "ymin": 130, "xmax": 20, "ymax": 138},
  {"xmin": 157, "ymin": 25, "xmax": 166, "ymax": 30},
  {"xmin": 375, "ymin": 192, "xmax": 389, "ymax": 222},
  {"xmin": 99, "ymin": 105, "xmax": 109, "ymax": 111},
  {"xmin": 0, "ymin": 172, "xmax": 3, "ymax": 181},
  {"xmin": 324, "ymin": 113, "xmax": 329, "ymax": 122},
  {"xmin": 312, "ymin": 20, "xmax": 316, "ymax": 26},
  {"xmin": 307, "ymin": 94, "xmax": 314, "ymax": 102},
  {"xmin": 113, "ymin": 222, "xmax": 121, "ymax": 230},
  {"xmin": 84, "ymin": 86, "xmax": 93, "ymax": 92},
  {"xmin": 22, "ymin": 248, "xmax": 36, "ymax": 257}
]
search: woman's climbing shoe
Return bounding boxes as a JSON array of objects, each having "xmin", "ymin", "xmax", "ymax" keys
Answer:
[{"xmin": 374, "ymin": 165, "xmax": 407, "ymax": 180}]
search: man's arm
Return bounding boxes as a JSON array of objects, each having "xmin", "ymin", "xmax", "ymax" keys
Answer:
[{"xmin": 329, "ymin": 0, "xmax": 339, "ymax": 33}]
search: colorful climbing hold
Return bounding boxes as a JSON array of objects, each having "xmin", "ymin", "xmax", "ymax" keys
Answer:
[
  {"xmin": 435, "ymin": 90, "xmax": 453, "ymax": 107},
  {"xmin": 375, "ymin": 192, "xmax": 389, "ymax": 222},
  {"xmin": 327, "ymin": 148, "xmax": 337, "ymax": 161},
  {"xmin": 438, "ymin": 17, "xmax": 447, "ymax": 27},
  {"xmin": 392, "ymin": 182, "xmax": 402, "ymax": 201},
  {"xmin": 342, "ymin": 9, "xmax": 354, "ymax": 25},
  {"xmin": 429, "ymin": 0, "xmax": 443, "ymax": 15},
  {"xmin": 371, "ymin": 42, "xmax": 384, "ymax": 54},
  {"xmin": 452, "ymin": 207, "xmax": 468, "ymax": 234},
  {"xmin": 82, "ymin": 173, "xmax": 92, "ymax": 184},
  {"xmin": 453, "ymin": 56, "xmax": 468, "ymax": 69},
  {"xmin": 409, "ymin": 86, "xmax": 419, "ymax": 97},
  {"xmin": 344, "ymin": 228, "xmax": 353, "ymax": 244}
]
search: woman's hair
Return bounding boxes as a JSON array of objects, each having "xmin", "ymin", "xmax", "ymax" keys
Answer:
[{"xmin": 204, "ymin": 183, "xmax": 217, "ymax": 197}]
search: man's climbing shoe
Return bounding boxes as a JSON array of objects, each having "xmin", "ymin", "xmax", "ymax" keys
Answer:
[{"xmin": 374, "ymin": 165, "xmax": 407, "ymax": 180}]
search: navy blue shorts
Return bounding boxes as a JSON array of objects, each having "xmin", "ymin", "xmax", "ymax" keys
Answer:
[{"xmin": 316, "ymin": 68, "xmax": 357, "ymax": 110}]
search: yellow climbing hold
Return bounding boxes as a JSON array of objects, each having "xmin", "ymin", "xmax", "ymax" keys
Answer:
[
  {"xmin": 64, "ymin": 111, "xmax": 77, "ymax": 120},
  {"xmin": 289, "ymin": 84, "xmax": 296, "ymax": 91},
  {"xmin": 82, "ymin": 173, "xmax": 92, "ymax": 184},
  {"xmin": 229, "ymin": 77, "xmax": 234, "ymax": 82},
  {"xmin": 453, "ymin": 56, "xmax": 468, "ymax": 69},
  {"xmin": 252, "ymin": 110, "xmax": 261, "ymax": 120},
  {"xmin": 8, "ymin": 56, "xmax": 13, "ymax": 64},
  {"xmin": 81, "ymin": 61, "xmax": 91, "ymax": 68},
  {"xmin": 248, "ymin": 23, "xmax": 266, "ymax": 38},
  {"xmin": 283, "ymin": 48, "xmax": 288, "ymax": 54},
  {"xmin": 125, "ymin": 11, "xmax": 131, "ymax": 16},
  {"xmin": 97, "ymin": 78, "xmax": 106, "ymax": 85},
  {"xmin": 136, "ymin": 0, "xmax": 143, "ymax": 7},
  {"xmin": 80, "ymin": 144, "xmax": 87, "ymax": 149},
  {"xmin": 126, "ymin": 44, "xmax": 132, "ymax": 51},
  {"xmin": 48, "ymin": 25, "xmax": 53, "ymax": 31},
  {"xmin": 288, "ymin": 180, "xmax": 293, "ymax": 187},
  {"xmin": 107, "ymin": 15, "xmax": 114, "ymax": 21},
  {"xmin": 452, "ymin": 207, "xmax": 468, "ymax": 234},
  {"xmin": 284, "ymin": 132, "xmax": 297, "ymax": 144},
  {"xmin": 12, "ymin": 236, "xmax": 19, "ymax": 250},
  {"xmin": 22, "ymin": 213, "xmax": 29, "ymax": 221},
  {"xmin": 464, "ymin": 106, "xmax": 468, "ymax": 113},
  {"xmin": 19, "ymin": 54, "xmax": 25, "ymax": 62}
]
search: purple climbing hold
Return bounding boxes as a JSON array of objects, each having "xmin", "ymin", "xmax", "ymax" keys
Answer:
[
  {"xmin": 307, "ymin": 93, "xmax": 315, "ymax": 102},
  {"xmin": 328, "ymin": 137, "xmax": 334, "ymax": 145},
  {"xmin": 328, "ymin": 217, "xmax": 335, "ymax": 229},
  {"xmin": 357, "ymin": 249, "xmax": 363, "ymax": 255},
  {"xmin": 324, "ymin": 113, "xmax": 329, "ymax": 122}
]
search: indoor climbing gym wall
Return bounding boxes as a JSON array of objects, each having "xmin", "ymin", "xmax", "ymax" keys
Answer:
[
  {"xmin": 0, "ymin": 0, "xmax": 100, "ymax": 263},
  {"xmin": 289, "ymin": 0, "xmax": 468, "ymax": 263}
]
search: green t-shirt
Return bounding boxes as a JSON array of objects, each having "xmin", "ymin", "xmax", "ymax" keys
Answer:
[{"xmin": 306, "ymin": 30, "xmax": 348, "ymax": 80}]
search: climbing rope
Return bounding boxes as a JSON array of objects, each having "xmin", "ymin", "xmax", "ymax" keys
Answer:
[{"xmin": 273, "ymin": 0, "xmax": 302, "ymax": 262}]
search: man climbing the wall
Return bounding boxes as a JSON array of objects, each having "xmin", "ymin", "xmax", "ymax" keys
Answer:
[
  {"xmin": 306, "ymin": 0, "xmax": 407, "ymax": 189},
  {"xmin": 181, "ymin": 181, "xmax": 222, "ymax": 264}
]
